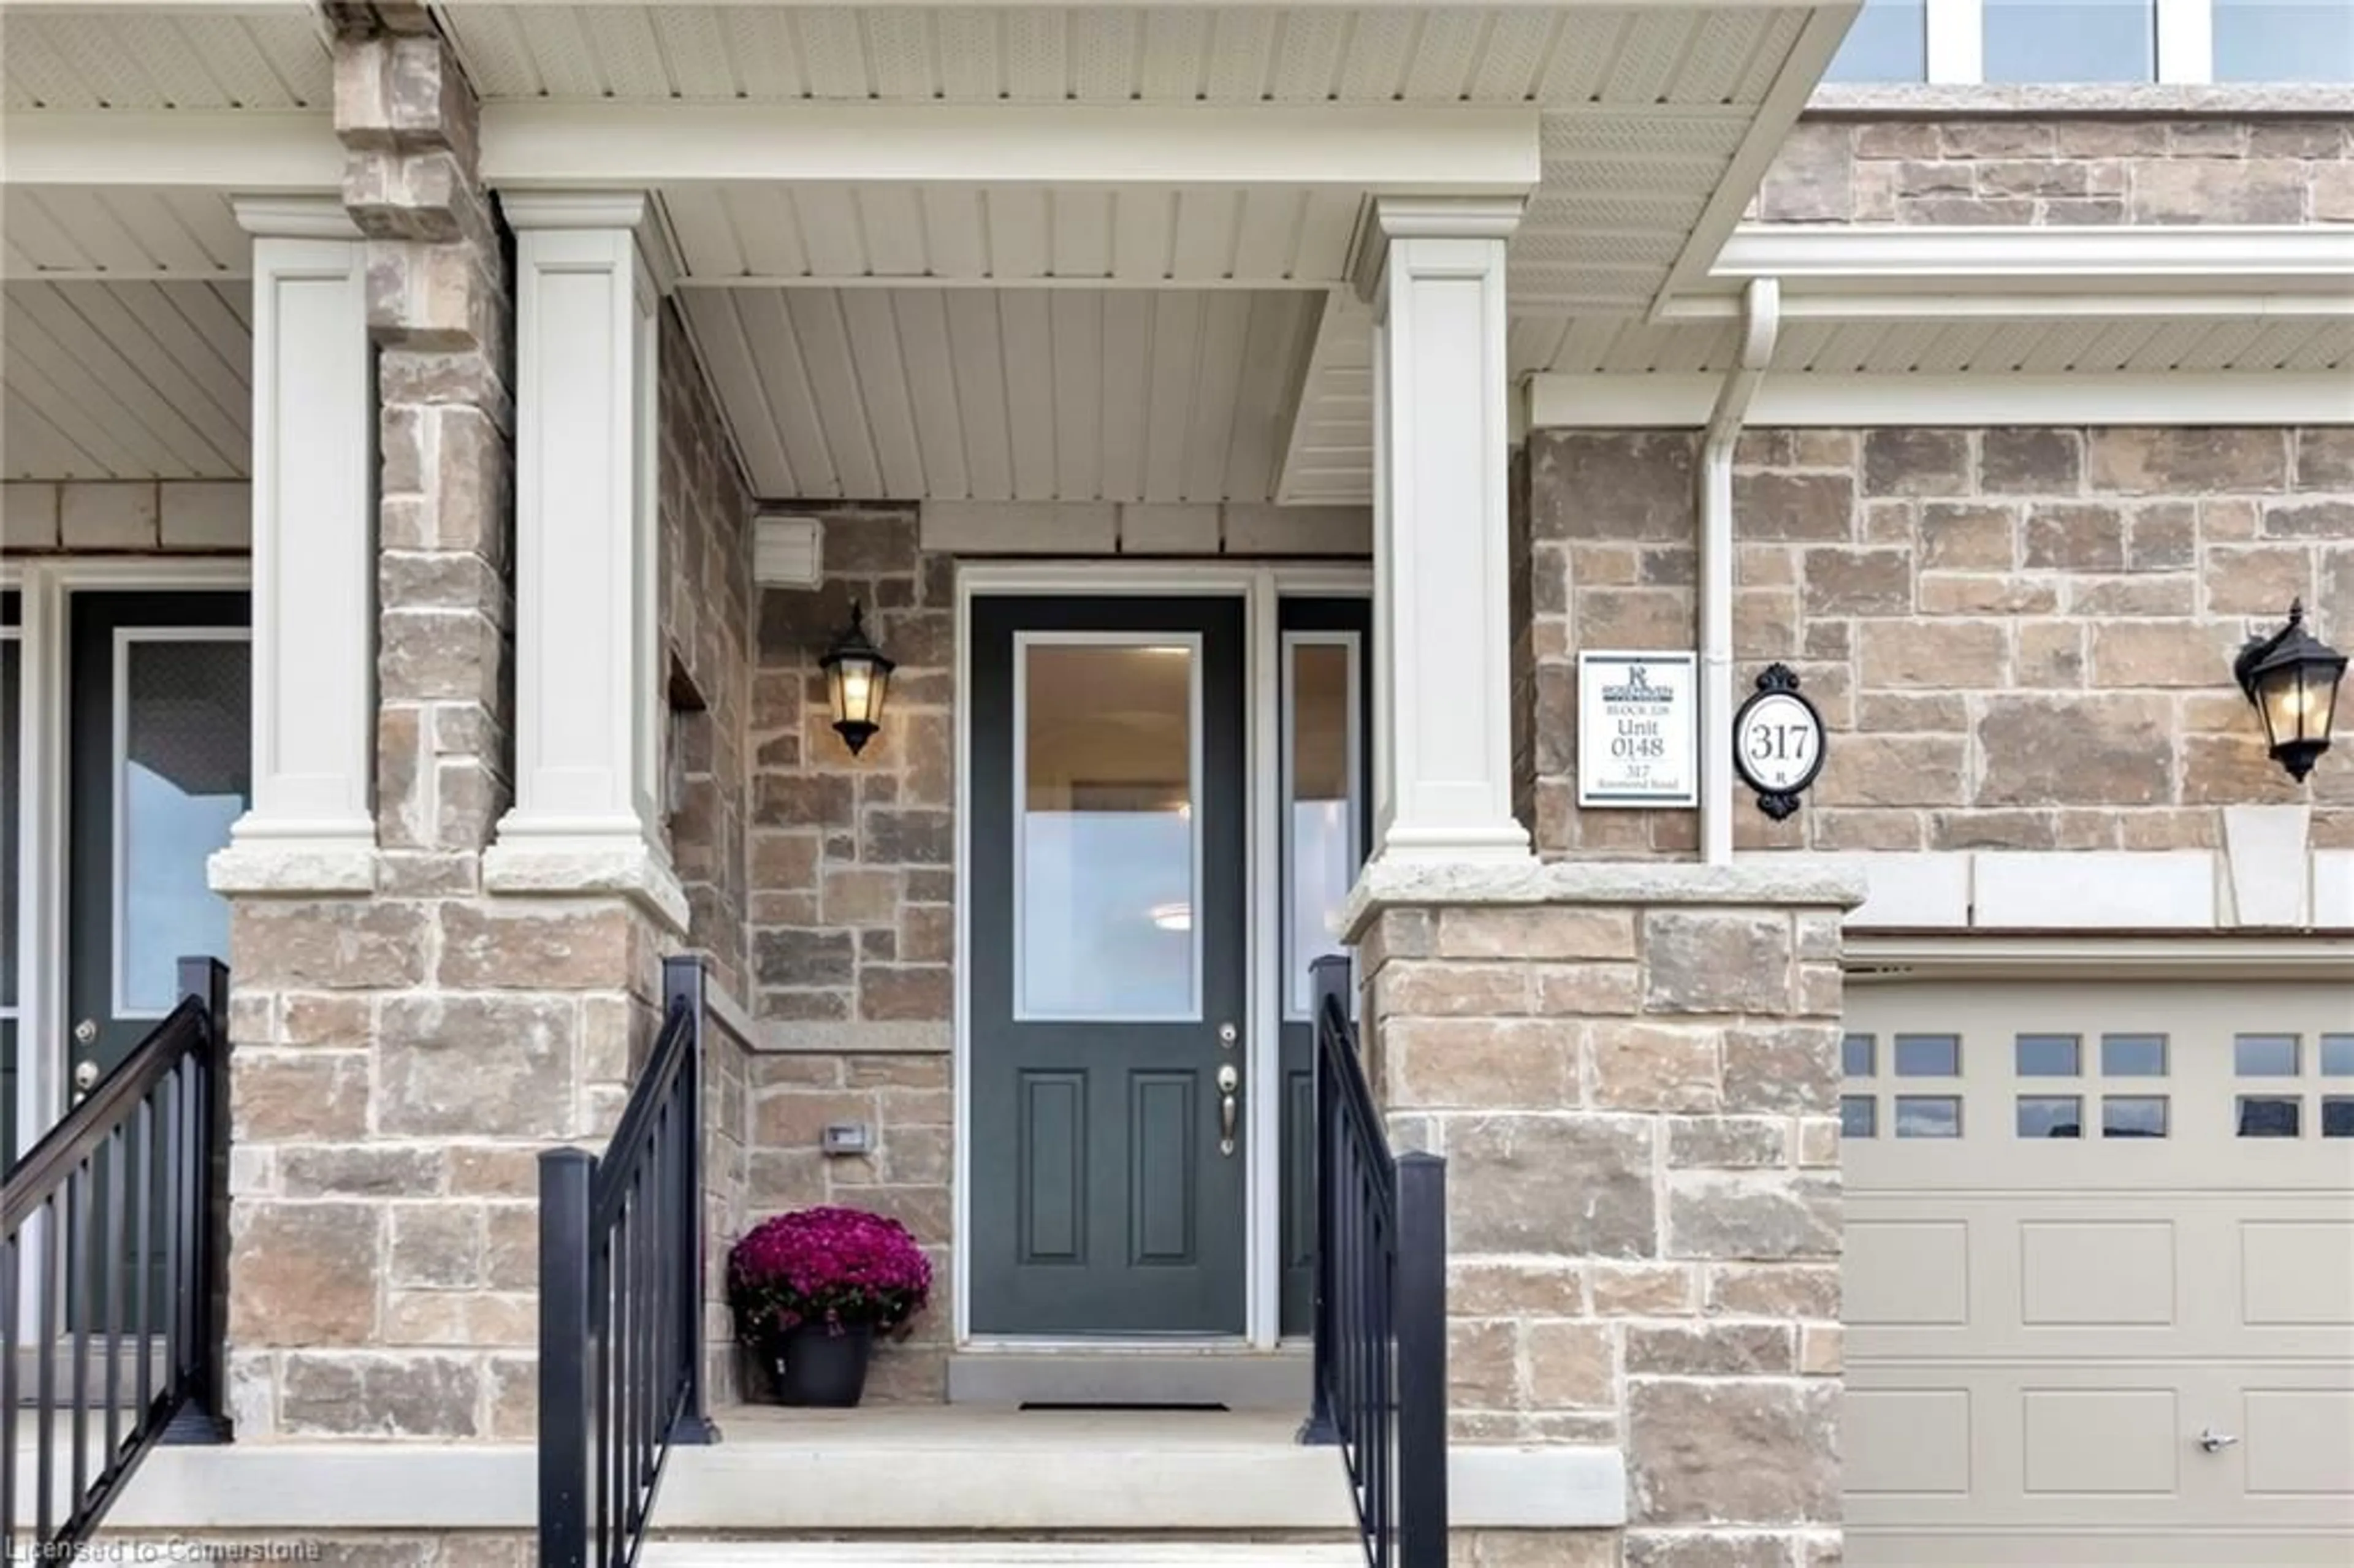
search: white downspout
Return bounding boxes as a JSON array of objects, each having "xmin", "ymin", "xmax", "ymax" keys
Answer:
[{"xmin": 1698, "ymin": 277, "xmax": 1781, "ymax": 867}]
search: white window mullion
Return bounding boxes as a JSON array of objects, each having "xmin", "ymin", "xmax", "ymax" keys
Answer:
[
  {"xmin": 1926, "ymin": 0, "xmax": 1984, "ymax": 85},
  {"xmin": 2157, "ymin": 0, "xmax": 2214, "ymax": 83}
]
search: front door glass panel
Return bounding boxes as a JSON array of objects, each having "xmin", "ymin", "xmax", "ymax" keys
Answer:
[
  {"xmin": 1016, "ymin": 637, "xmax": 1199, "ymax": 1021},
  {"xmin": 2, "ymin": 598, "xmax": 19, "ymax": 1170},
  {"xmin": 116, "ymin": 634, "xmax": 249, "ymax": 1014},
  {"xmin": 1283, "ymin": 635, "xmax": 1359, "ymax": 1022}
]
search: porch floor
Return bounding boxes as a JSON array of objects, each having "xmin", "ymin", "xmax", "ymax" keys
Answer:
[{"xmin": 709, "ymin": 1402, "xmax": 1308, "ymax": 1448}]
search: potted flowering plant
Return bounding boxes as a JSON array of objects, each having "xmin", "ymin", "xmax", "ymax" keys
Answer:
[{"xmin": 726, "ymin": 1205, "xmax": 931, "ymax": 1407}]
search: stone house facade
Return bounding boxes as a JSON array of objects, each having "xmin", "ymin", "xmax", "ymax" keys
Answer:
[{"xmin": 2, "ymin": 3, "xmax": 2348, "ymax": 1566}]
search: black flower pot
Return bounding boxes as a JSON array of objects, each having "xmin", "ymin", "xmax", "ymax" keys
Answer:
[{"xmin": 767, "ymin": 1323, "xmax": 875, "ymax": 1407}]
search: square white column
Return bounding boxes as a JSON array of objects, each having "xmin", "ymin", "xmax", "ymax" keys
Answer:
[
  {"xmin": 1354, "ymin": 197, "xmax": 1533, "ymax": 864},
  {"xmin": 485, "ymin": 191, "xmax": 686, "ymax": 930},
  {"xmin": 210, "ymin": 199, "xmax": 376, "ymax": 895}
]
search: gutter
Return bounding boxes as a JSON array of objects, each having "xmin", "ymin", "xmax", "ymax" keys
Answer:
[{"xmin": 1697, "ymin": 277, "xmax": 1781, "ymax": 867}]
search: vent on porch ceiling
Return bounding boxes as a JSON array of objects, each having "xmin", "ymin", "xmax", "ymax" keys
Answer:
[{"xmin": 755, "ymin": 514, "xmax": 822, "ymax": 588}]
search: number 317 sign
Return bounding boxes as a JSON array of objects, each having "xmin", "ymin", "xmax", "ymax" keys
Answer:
[{"xmin": 1732, "ymin": 663, "xmax": 1827, "ymax": 820}]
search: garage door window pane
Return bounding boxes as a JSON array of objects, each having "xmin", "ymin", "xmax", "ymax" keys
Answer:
[
  {"xmin": 2214, "ymin": 0, "xmax": 2354, "ymax": 83},
  {"xmin": 1842, "ymin": 1096, "xmax": 1878, "ymax": 1138},
  {"xmin": 2017, "ymin": 1095, "xmax": 2082, "ymax": 1138},
  {"xmin": 2015, "ymin": 1034, "xmax": 2080, "ymax": 1076},
  {"xmin": 2237, "ymin": 1095, "xmax": 2302, "ymax": 1137},
  {"xmin": 2102, "ymin": 1095, "xmax": 2168, "ymax": 1138},
  {"xmin": 2101, "ymin": 1034, "xmax": 2168, "ymax": 1076},
  {"xmin": 1843, "ymin": 1033, "xmax": 1876, "ymax": 1076},
  {"xmin": 1823, "ymin": 0, "xmax": 1927, "ymax": 82},
  {"xmin": 2324, "ymin": 1097, "xmax": 2354, "ymax": 1137},
  {"xmin": 1895, "ymin": 1035, "xmax": 1960, "ymax": 1076},
  {"xmin": 2234, "ymin": 1034, "xmax": 2300, "ymax": 1076},
  {"xmin": 1895, "ymin": 1095, "xmax": 1962, "ymax": 1138},
  {"xmin": 2321, "ymin": 1035, "xmax": 2354, "ymax": 1076}
]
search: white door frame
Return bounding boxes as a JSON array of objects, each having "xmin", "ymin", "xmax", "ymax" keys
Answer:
[
  {"xmin": 1, "ymin": 557, "xmax": 251, "ymax": 1168},
  {"xmin": 953, "ymin": 560, "xmax": 1371, "ymax": 1350}
]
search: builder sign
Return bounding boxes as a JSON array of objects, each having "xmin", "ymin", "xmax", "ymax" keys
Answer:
[{"xmin": 1576, "ymin": 650, "xmax": 1699, "ymax": 808}]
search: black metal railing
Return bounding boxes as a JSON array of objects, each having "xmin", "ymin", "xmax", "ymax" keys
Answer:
[
  {"xmin": 1, "ymin": 957, "xmax": 232, "ymax": 1556},
  {"xmin": 539, "ymin": 955, "xmax": 715, "ymax": 1568},
  {"xmin": 1301, "ymin": 953, "xmax": 1448, "ymax": 1568}
]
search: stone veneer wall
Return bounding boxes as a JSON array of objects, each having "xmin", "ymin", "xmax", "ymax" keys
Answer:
[
  {"xmin": 738, "ymin": 507, "xmax": 958, "ymax": 1399},
  {"xmin": 1758, "ymin": 115, "xmax": 2353, "ymax": 224},
  {"xmin": 224, "ymin": 14, "xmax": 663, "ymax": 1442},
  {"xmin": 1354, "ymin": 872, "xmax": 1851, "ymax": 1568},
  {"xmin": 1518, "ymin": 425, "xmax": 2354, "ymax": 858}
]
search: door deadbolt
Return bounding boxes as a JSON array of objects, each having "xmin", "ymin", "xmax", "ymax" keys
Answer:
[
  {"xmin": 73, "ymin": 1018, "xmax": 97, "ymax": 1045},
  {"xmin": 1217, "ymin": 1021, "xmax": 1237, "ymax": 1047}
]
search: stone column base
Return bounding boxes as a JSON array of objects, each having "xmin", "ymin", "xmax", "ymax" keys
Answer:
[{"xmin": 1344, "ymin": 859, "xmax": 1863, "ymax": 1568}]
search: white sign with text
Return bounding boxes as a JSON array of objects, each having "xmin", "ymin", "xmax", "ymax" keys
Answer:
[{"xmin": 1576, "ymin": 650, "xmax": 1699, "ymax": 808}]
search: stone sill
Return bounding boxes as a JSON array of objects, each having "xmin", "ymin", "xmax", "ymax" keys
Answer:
[
  {"xmin": 1343, "ymin": 859, "xmax": 1867, "ymax": 939},
  {"xmin": 69, "ymin": 1440, "xmax": 1625, "ymax": 1532},
  {"xmin": 1807, "ymin": 83, "xmax": 2354, "ymax": 118}
]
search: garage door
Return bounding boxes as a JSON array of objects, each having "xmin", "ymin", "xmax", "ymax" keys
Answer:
[{"xmin": 1842, "ymin": 979, "xmax": 2354, "ymax": 1566}]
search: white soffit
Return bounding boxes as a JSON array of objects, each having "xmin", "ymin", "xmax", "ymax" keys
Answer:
[
  {"xmin": 660, "ymin": 183, "xmax": 1364, "ymax": 286},
  {"xmin": 676, "ymin": 285, "xmax": 1320, "ymax": 503},
  {"xmin": 1277, "ymin": 292, "xmax": 1373, "ymax": 506},
  {"xmin": 1, "ymin": 4, "xmax": 331, "ymax": 111},
  {"xmin": 1525, "ymin": 370, "xmax": 2354, "ymax": 428},
  {"xmin": 3, "ymin": 188, "xmax": 254, "ymax": 281},
  {"xmin": 2, "ymin": 280, "xmax": 253, "ymax": 479}
]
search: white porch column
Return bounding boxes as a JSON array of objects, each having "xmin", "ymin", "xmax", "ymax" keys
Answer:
[
  {"xmin": 484, "ymin": 191, "xmax": 685, "ymax": 929},
  {"xmin": 1354, "ymin": 197, "xmax": 1532, "ymax": 863},
  {"xmin": 211, "ymin": 199, "xmax": 376, "ymax": 893}
]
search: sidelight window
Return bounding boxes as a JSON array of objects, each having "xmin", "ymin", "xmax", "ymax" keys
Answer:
[{"xmin": 1282, "ymin": 634, "xmax": 1361, "ymax": 1021}]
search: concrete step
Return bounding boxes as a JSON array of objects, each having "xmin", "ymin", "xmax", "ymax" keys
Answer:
[{"xmin": 645, "ymin": 1546, "xmax": 1365, "ymax": 1568}]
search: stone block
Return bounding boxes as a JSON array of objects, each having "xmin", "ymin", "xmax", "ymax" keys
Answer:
[
  {"xmin": 1435, "ymin": 905, "xmax": 1636, "ymax": 961},
  {"xmin": 2129, "ymin": 159, "xmax": 2306, "ymax": 223},
  {"xmin": 2089, "ymin": 427, "xmax": 2289, "ymax": 494},
  {"xmin": 1388, "ymin": 1018, "xmax": 1578, "ymax": 1111},
  {"xmin": 1590, "ymin": 1023, "xmax": 1721, "ymax": 1113},
  {"xmin": 1918, "ymin": 503, "xmax": 2014, "ymax": 570},
  {"xmin": 1817, "ymin": 734, "xmax": 1968, "ymax": 809},
  {"xmin": 1668, "ymin": 1116, "xmax": 1789, "ymax": 1168},
  {"xmin": 378, "ymin": 994, "xmax": 577, "ymax": 1136},
  {"xmin": 59, "ymin": 482, "xmax": 158, "ymax": 548},
  {"xmin": 279, "ymin": 1353, "xmax": 482, "ymax": 1438},
  {"xmin": 1627, "ymin": 1380, "xmax": 1838, "ymax": 1526},
  {"xmin": 1667, "ymin": 1173, "xmax": 1840, "ymax": 1262},
  {"xmin": 1707, "ymin": 1263, "xmax": 1840, "ymax": 1320},
  {"xmin": 438, "ymin": 902, "xmax": 635, "ymax": 989},
  {"xmin": 1800, "ymin": 548, "xmax": 1912, "ymax": 616},
  {"xmin": 1627, "ymin": 1322, "xmax": 1796, "ymax": 1376},
  {"xmin": 1376, "ymin": 961, "xmax": 1533, "ymax": 1017},
  {"xmin": 1531, "ymin": 432, "xmax": 1696, "ymax": 542},
  {"xmin": 1640, "ymin": 912, "xmax": 1791, "ymax": 1014},
  {"xmin": 1449, "ymin": 1259, "xmax": 1583, "ymax": 1317},
  {"xmin": 1858, "ymin": 619, "xmax": 2008, "ymax": 690},
  {"xmin": 1977, "ymin": 694, "xmax": 2174, "ymax": 806},
  {"xmin": 388, "ymin": 1205, "xmax": 486, "ymax": 1289},
  {"xmin": 2023, "ymin": 502, "xmax": 2126, "ymax": 571},
  {"xmin": 2090, "ymin": 620, "xmax": 2244, "ymax": 688},
  {"xmin": 230, "ymin": 1202, "xmax": 381, "ymax": 1345},
  {"xmin": 280, "ymin": 1146, "xmax": 442, "ymax": 1198},
  {"xmin": 1534, "ymin": 963, "xmax": 1642, "ymax": 1016},
  {"xmin": 860, "ymin": 965, "xmax": 951, "ymax": 1020},
  {"xmin": 1447, "ymin": 1114, "xmax": 1657, "ymax": 1259},
  {"xmin": 1721, "ymin": 1024, "xmax": 1842, "ymax": 1116},
  {"xmin": 1862, "ymin": 429, "xmax": 1969, "ymax": 497},
  {"xmin": 1732, "ymin": 472, "xmax": 1853, "ymax": 542},
  {"xmin": 1625, "ymin": 1533, "xmax": 1795, "ymax": 1568},
  {"xmin": 1526, "ymin": 1320, "xmax": 1617, "ymax": 1406},
  {"xmin": 235, "ymin": 1052, "xmax": 371, "ymax": 1141},
  {"xmin": 2206, "ymin": 546, "xmax": 2316, "ymax": 615},
  {"xmin": 1449, "ymin": 1319, "xmax": 1518, "ymax": 1407},
  {"xmin": 1594, "ymin": 1262, "xmax": 1697, "ymax": 1315}
]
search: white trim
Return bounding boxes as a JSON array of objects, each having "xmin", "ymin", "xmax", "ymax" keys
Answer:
[
  {"xmin": 1278, "ymin": 631, "xmax": 1363, "ymax": 1024},
  {"xmin": 2155, "ymin": 0, "xmax": 2214, "ymax": 83},
  {"xmin": 481, "ymin": 103, "xmax": 1542, "ymax": 194},
  {"xmin": 1663, "ymin": 292, "xmax": 2354, "ymax": 322},
  {"xmin": 1925, "ymin": 0, "xmax": 1983, "ymax": 84},
  {"xmin": 1848, "ymin": 934, "xmax": 2354, "ymax": 981},
  {"xmin": 1244, "ymin": 582, "xmax": 1281, "ymax": 1349},
  {"xmin": 1008, "ymin": 630, "xmax": 1206, "ymax": 1026},
  {"xmin": 2, "ymin": 112, "xmax": 340, "ymax": 192},
  {"xmin": 109, "ymin": 626, "xmax": 250, "ymax": 1021},
  {"xmin": 1704, "ymin": 224, "xmax": 2354, "ymax": 294},
  {"xmin": 1526, "ymin": 371, "xmax": 2354, "ymax": 429},
  {"xmin": 952, "ymin": 561, "xmax": 1372, "ymax": 1351}
]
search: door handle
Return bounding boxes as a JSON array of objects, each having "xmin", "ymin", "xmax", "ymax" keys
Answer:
[
  {"xmin": 1216, "ymin": 1063, "xmax": 1240, "ymax": 1156},
  {"xmin": 2196, "ymin": 1428, "xmax": 2240, "ymax": 1454}
]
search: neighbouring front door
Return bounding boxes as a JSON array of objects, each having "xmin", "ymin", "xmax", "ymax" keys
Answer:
[
  {"xmin": 64, "ymin": 592, "xmax": 249, "ymax": 1122},
  {"xmin": 969, "ymin": 595, "xmax": 1248, "ymax": 1335}
]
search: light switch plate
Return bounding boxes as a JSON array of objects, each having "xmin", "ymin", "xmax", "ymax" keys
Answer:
[{"xmin": 821, "ymin": 1122, "xmax": 872, "ymax": 1155}]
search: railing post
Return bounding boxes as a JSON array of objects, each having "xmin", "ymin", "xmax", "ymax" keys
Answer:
[
  {"xmin": 164, "ymin": 956, "xmax": 232, "ymax": 1444},
  {"xmin": 1299, "ymin": 952, "xmax": 1351, "ymax": 1447},
  {"xmin": 539, "ymin": 1148, "xmax": 595, "ymax": 1568},
  {"xmin": 663, "ymin": 954, "xmax": 715, "ymax": 1445},
  {"xmin": 1394, "ymin": 1152, "xmax": 1450, "ymax": 1568}
]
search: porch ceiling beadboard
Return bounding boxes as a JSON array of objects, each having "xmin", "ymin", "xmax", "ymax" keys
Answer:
[
  {"xmin": 676, "ymin": 284, "xmax": 1322, "ymax": 501},
  {"xmin": 2, "ymin": 188, "xmax": 253, "ymax": 280},
  {"xmin": 1, "ymin": 279, "xmax": 253, "ymax": 481},
  {"xmin": 0, "ymin": 4, "xmax": 332, "ymax": 111}
]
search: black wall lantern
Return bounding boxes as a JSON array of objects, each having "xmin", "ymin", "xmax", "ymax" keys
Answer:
[
  {"xmin": 2234, "ymin": 599, "xmax": 2346, "ymax": 783},
  {"xmin": 820, "ymin": 604, "xmax": 894, "ymax": 756}
]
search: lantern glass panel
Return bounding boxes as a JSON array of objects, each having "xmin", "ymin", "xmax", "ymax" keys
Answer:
[{"xmin": 831, "ymin": 653, "xmax": 886, "ymax": 731}]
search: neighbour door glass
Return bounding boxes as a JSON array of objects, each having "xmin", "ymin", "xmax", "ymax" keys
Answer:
[{"xmin": 2, "ymin": 592, "xmax": 18, "ymax": 1170}]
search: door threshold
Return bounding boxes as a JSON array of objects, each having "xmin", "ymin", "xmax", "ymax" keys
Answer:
[{"xmin": 947, "ymin": 1347, "xmax": 1309, "ymax": 1410}]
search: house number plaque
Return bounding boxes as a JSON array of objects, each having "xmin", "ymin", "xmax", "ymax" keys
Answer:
[
  {"xmin": 1732, "ymin": 663, "xmax": 1827, "ymax": 820},
  {"xmin": 1577, "ymin": 650, "xmax": 1699, "ymax": 808}
]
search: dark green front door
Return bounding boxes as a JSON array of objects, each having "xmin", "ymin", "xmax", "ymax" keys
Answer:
[{"xmin": 969, "ymin": 595, "xmax": 1248, "ymax": 1335}]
